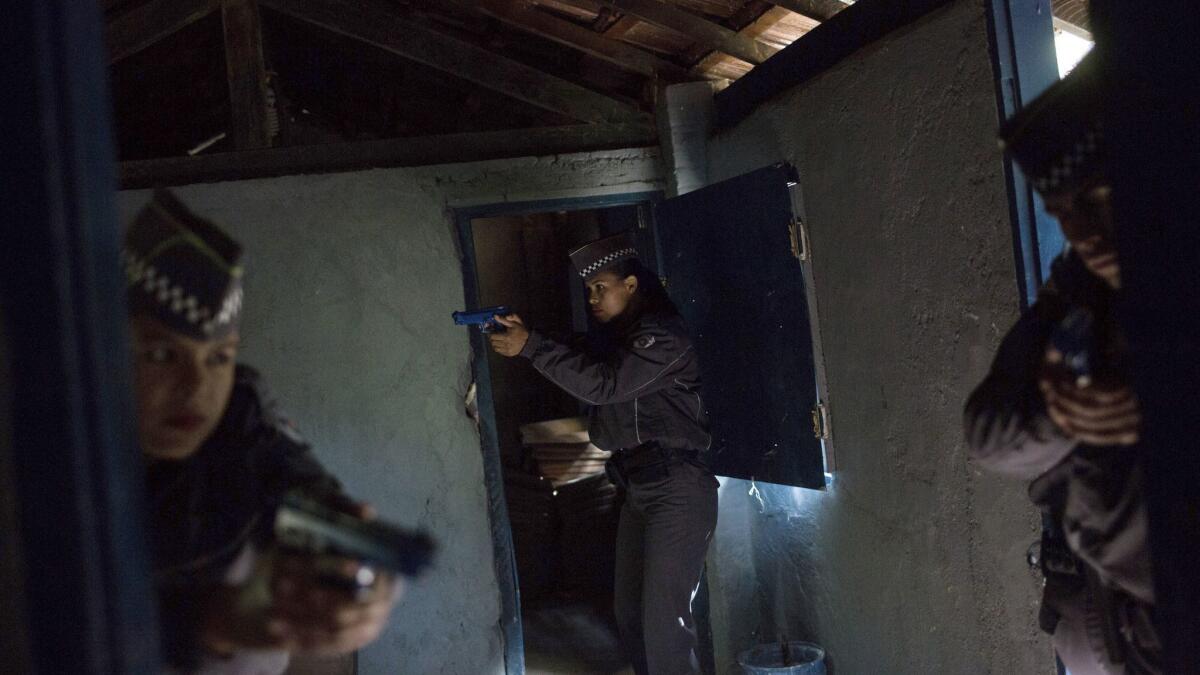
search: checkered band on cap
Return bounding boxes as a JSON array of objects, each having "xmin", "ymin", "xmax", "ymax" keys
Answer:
[
  {"xmin": 124, "ymin": 189, "xmax": 244, "ymax": 340},
  {"xmin": 123, "ymin": 248, "xmax": 215, "ymax": 327},
  {"xmin": 1032, "ymin": 124, "xmax": 1103, "ymax": 193},
  {"xmin": 569, "ymin": 233, "xmax": 639, "ymax": 280},
  {"xmin": 1000, "ymin": 49, "xmax": 1105, "ymax": 197},
  {"xmin": 578, "ymin": 248, "xmax": 637, "ymax": 278}
]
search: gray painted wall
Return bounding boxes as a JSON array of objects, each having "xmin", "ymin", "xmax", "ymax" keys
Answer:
[
  {"xmin": 703, "ymin": 1, "xmax": 1050, "ymax": 673},
  {"xmin": 118, "ymin": 148, "xmax": 662, "ymax": 675}
]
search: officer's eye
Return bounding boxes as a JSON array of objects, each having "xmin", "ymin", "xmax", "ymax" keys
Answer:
[
  {"xmin": 208, "ymin": 349, "xmax": 235, "ymax": 367},
  {"xmin": 142, "ymin": 346, "xmax": 174, "ymax": 364}
]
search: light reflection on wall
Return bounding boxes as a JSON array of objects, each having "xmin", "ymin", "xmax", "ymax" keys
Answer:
[
  {"xmin": 718, "ymin": 474, "xmax": 834, "ymax": 517},
  {"xmin": 711, "ymin": 475, "xmax": 836, "ymax": 665}
]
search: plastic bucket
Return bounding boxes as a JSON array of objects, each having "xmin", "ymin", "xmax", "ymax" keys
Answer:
[{"xmin": 737, "ymin": 641, "xmax": 826, "ymax": 675}]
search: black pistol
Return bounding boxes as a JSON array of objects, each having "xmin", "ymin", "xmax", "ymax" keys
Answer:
[{"xmin": 273, "ymin": 491, "xmax": 436, "ymax": 579}]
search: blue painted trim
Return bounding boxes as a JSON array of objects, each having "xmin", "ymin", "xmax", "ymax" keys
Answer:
[
  {"xmin": 985, "ymin": 5, "xmax": 1068, "ymax": 673},
  {"xmin": 0, "ymin": 0, "xmax": 160, "ymax": 672},
  {"xmin": 984, "ymin": 0, "xmax": 1061, "ymax": 307},
  {"xmin": 455, "ymin": 214, "xmax": 526, "ymax": 675},
  {"xmin": 715, "ymin": 0, "xmax": 956, "ymax": 130},
  {"xmin": 453, "ymin": 190, "xmax": 661, "ymax": 675}
]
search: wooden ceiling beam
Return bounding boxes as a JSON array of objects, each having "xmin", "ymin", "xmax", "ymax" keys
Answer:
[
  {"xmin": 106, "ymin": 0, "xmax": 221, "ymax": 64},
  {"xmin": 739, "ymin": 6, "xmax": 793, "ymax": 43},
  {"xmin": 546, "ymin": 0, "xmax": 772, "ymax": 64},
  {"xmin": 119, "ymin": 121, "xmax": 659, "ymax": 188},
  {"xmin": 447, "ymin": 0, "xmax": 690, "ymax": 82},
  {"xmin": 221, "ymin": 0, "xmax": 271, "ymax": 149},
  {"xmin": 763, "ymin": 0, "xmax": 848, "ymax": 22},
  {"xmin": 603, "ymin": 14, "xmax": 642, "ymax": 40},
  {"xmin": 689, "ymin": 5, "xmax": 796, "ymax": 81},
  {"xmin": 260, "ymin": 0, "xmax": 647, "ymax": 124}
]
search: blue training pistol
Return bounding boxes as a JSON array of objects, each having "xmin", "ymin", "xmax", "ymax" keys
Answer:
[
  {"xmin": 452, "ymin": 305, "xmax": 511, "ymax": 333},
  {"xmin": 1050, "ymin": 307, "xmax": 1095, "ymax": 388}
]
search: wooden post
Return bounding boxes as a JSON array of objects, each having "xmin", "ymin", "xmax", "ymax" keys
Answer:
[{"xmin": 222, "ymin": 0, "xmax": 271, "ymax": 149}]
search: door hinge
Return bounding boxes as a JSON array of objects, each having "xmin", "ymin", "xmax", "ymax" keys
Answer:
[
  {"xmin": 788, "ymin": 217, "xmax": 811, "ymax": 262},
  {"xmin": 811, "ymin": 402, "xmax": 830, "ymax": 440}
]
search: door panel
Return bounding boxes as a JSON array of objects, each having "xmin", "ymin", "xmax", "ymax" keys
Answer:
[{"xmin": 655, "ymin": 164, "xmax": 825, "ymax": 488}]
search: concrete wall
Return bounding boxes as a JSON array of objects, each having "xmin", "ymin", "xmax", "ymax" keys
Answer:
[
  {"xmin": 703, "ymin": 1, "xmax": 1050, "ymax": 673},
  {"xmin": 118, "ymin": 148, "xmax": 662, "ymax": 675}
]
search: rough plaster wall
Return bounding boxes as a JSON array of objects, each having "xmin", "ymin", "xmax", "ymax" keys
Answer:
[
  {"xmin": 117, "ymin": 148, "xmax": 662, "ymax": 675},
  {"xmin": 703, "ymin": 2, "xmax": 1050, "ymax": 673}
]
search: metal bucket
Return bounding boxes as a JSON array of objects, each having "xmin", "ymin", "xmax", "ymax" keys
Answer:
[{"xmin": 737, "ymin": 641, "xmax": 826, "ymax": 675}]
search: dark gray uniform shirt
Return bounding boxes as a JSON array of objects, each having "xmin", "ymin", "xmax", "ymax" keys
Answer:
[
  {"xmin": 147, "ymin": 365, "xmax": 343, "ymax": 670},
  {"xmin": 519, "ymin": 310, "xmax": 711, "ymax": 453},
  {"xmin": 964, "ymin": 252, "xmax": 1153, "ymax": 606}
]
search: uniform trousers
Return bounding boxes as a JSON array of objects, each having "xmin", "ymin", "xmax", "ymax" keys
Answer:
[{"xmin": 613, "ymin": 459, "xmax": 718, "ymax": 675}]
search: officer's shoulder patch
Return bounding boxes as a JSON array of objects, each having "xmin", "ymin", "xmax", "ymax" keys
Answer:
[
  {"xmin": 633, "ymin": 334, "xmax": 656, "ymax": 349},
  {"xmin": 274, "ymin": 415, "xmax": 306, "ymax": 445}
]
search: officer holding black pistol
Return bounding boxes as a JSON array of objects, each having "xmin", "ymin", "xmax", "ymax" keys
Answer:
[
  {"xmin": 125, "ymin": 190, "xmax": 404, "ymax": 673},
  {"xmin": 488, "ymin": 233, "xmax": 718, "ymax": 675},
  {"xmin": 964, "ymin": 53, "xmax": 1159, "ymax": 674}
]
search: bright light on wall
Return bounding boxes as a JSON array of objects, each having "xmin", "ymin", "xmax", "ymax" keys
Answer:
[{"xmin": 1055, "ymin": 27, "xmax": 1094, "ymax": 78}]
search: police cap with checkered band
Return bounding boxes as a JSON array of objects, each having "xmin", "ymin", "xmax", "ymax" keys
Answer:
[
  {"xmin": 123, "ymin": 189, "xmax": 244, "ymax": 340},
  {"xmin": 569, "ymin": 232, "xmax": 639, "ymax": 281},
  {"xmin": 999, "ymin": 50, "xmax": 1104, "ymax": 196}
]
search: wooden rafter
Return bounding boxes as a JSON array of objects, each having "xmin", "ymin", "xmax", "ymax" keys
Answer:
[
  {"xmin": 764, "ymin": 0, "xmax": 848, "ymax": 22},
  {"xmin": 603, "ymin": 14, "xmax": 643, "ymax": 40},
  {"xmin": 602, "ymin": 0, "xmax": 776, "ymax": 65},
  {"xmin": 690, "ymin": 6, "xmax": 795, "ymax": 81},
  {"xmin": 260, "ymin": 0, "xmax": 647, "ymax": 124},
  {"xmin": 447, "ymin": 0, "xmax": 690, "ymax": 82},
  {"xmin": 221, "ymin": 0, "xmax": 271, "ymax": 149},
  {"xmin": 547, "ymin": 0, "xmax": 773, "ymax": 64},
  {"xmin": 743, "ymin": 6, "xmax": 795, "ymax": 40},
  {"xmin": 106, "ymin": 0, "xmax": 222, "ymax": 63},
  {"xmin": 119, "ymin": 121, "xmax": 658, "ymax": 188}
]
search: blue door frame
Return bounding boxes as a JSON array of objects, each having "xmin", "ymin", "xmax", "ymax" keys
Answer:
[
  {"xmin": 984, "ymin": 0, "xmax": 1063, "ymax": 307},
  {"xmin": 453, "ymin": 191, "xmax": 661, "ymax": 675},
  {"xmin": 984, "ymin": 2, "xmax": 1067, "ymax": 673}
]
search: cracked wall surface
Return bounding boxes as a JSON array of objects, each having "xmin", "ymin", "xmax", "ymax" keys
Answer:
[
  {"xmin": 118, "ymin": 148, "xmax": 662, "ymax": 674},
  {"xmin": 703, "ymin": 1, "xmax": 1050, "ymax": 673}
]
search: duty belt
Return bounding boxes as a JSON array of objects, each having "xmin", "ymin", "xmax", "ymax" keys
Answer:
[{"xmin": 604, "ymin": 442, "xmax": 701, "ymax": 489}]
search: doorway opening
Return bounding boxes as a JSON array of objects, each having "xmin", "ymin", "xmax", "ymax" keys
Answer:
[{"xmin": 457, "ymin": 195, "xmax": 657, "ymax": 675}]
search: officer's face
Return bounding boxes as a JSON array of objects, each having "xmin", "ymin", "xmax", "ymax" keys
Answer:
[
  {"xmin": 130, "ymin": 316, "xmax": 239, "ymax": 461},
  {"xmin": 1044, "ymin": 183, "xmax": 1121, "ymax": 289},
  {"xmin": 586, "ymin": 270, "xmax": 638, "ymax": 323}
]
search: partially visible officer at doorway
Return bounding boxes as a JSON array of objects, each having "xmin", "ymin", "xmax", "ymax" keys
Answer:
[
  {"xmin": 124, "ymin": 189, "xmax": 401, "ymax": 674},
  {"xmin": 488, "ymin": 233, "xmax": 718, "ymax": 675},
  {"xmin": 965, "ymin": 53, "xmax": 1159, "ymax": 675}
]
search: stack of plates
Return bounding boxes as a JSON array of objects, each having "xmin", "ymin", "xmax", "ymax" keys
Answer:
[{"xmin": 520, "ymin": 417, "xmax": 612, "ymax": 487}]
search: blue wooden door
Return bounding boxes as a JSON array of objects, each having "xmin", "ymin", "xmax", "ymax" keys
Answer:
[{"xmin": 654, "ymin": 164, "xmax": 826, "ymax": 489}]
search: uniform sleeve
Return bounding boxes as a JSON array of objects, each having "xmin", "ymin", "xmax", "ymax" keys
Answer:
[
  {"xmin": 237, "ymin": 366, "xmax": 345, "ymax": 500},
  {"xmin": 519, "ymin": 320, "xmax": 693, "ymax": 405},
  {"xmin": 964, "ymin": 299, "xmax": 1078, "ymax": 479}
]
